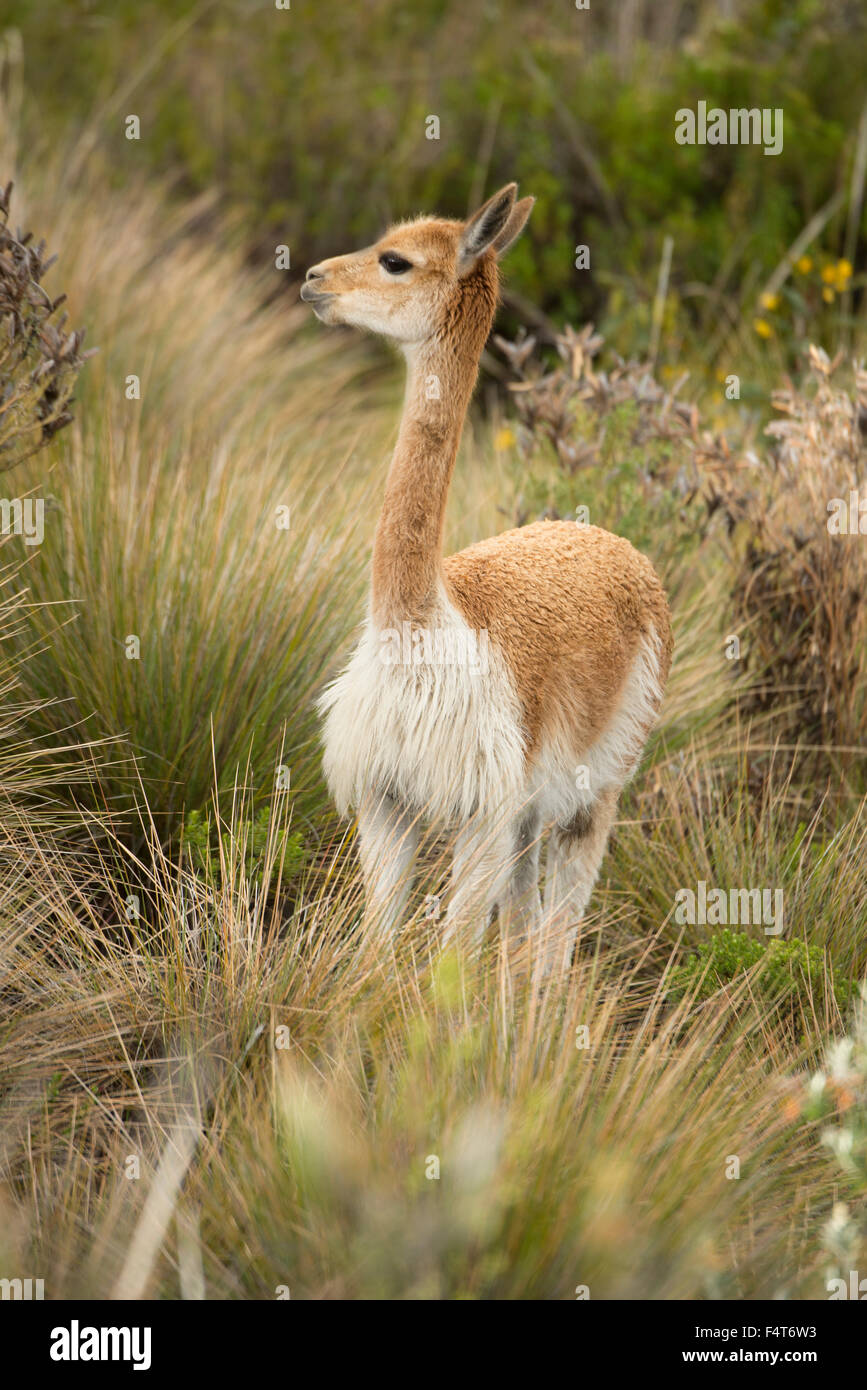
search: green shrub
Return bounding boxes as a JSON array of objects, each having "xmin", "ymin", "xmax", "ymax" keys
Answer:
[
  {"xmin": 670, "ymin": 928, "xmax": 853, "ymax": 1013},
  {"xmin": 183, "ymin": 804, "xmax": 306, "ymax": 888}
]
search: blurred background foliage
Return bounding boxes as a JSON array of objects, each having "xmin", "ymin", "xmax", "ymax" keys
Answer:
[{"xmin": 4, "ymin": 0, "xmax": 867, "ymax": 379}]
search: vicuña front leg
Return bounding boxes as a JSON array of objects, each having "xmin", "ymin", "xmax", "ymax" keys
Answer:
[
  {"xmin": 496, "ymin": 810, "xmax": 543, "ymax": 946},
  {"xmin": 442, "ymin": 817, "xmax": 514, "ymax": 950},
  {"xmin": 356, "ymin": 790, "xmax": 418, "ymax": 938},
  {"xmin": 540, "ymin": 786, "xmax": 620, "ymax": 976}
]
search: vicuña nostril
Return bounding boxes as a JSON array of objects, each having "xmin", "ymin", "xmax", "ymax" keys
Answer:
[{"xmin": 305, "ymin": 267, "xmax": 324, "ymax": 281}]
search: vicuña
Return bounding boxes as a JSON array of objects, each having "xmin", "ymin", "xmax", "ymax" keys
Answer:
[{"xmin": 302, "ymin": 183, "xmax": 672, "ymax": 970}]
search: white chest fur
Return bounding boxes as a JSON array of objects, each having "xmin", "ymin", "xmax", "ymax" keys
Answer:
[{"xmin": 318, "ymin": 590, "xmax": 526, "ymax": 825}]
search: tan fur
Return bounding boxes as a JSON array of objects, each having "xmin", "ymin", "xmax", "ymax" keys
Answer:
[
  {"xmin": 445, "ymin": 522, "xmax": 673, "ymax": 760},
  {"xmin": 303, "ymin": 184, "xmax": 673, "ymax": 956}
]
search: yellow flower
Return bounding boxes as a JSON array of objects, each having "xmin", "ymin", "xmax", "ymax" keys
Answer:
[
  {"xmin": 760, "ymin": 291, "xmax": 780, "ymax": 311},
  {"xmin": 828, "ymin": 258, "xmax": 854, "ymax": 292},
  {"xmin": 822, "ymin": 286, "xmax": 835, "ymax": 303},
  {"xmin": 493, "ymin": 426, "xmax": 516, "ymax": 451},
  {"xmin": 754, "ymin": 318, "xmax": 773, "ymax": 339},
  {"xmin": 795, "ymin": 255, "xmax": 813, "ymax": 274},
  {"xmin": 821, "ymin": 264, "xmax": 837, "ymax": 284}
]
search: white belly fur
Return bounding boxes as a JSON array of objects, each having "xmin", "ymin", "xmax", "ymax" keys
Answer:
[{"xmin": 319, "ymin": 589, "xmax": 664, "ymax": 829}]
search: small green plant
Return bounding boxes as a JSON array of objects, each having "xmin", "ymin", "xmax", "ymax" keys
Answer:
[
  {"xmin": 670, "ymin": 928, "xmax": 853, "ymax": 1014},
  {"xmin": 182, "ymin": 804, "xmax": 305, "ymax": 887}
]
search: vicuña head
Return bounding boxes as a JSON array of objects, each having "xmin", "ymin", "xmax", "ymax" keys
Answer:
[{"xmin": 300, "ymin": 183, "xmax": 534, "ymax": 349}]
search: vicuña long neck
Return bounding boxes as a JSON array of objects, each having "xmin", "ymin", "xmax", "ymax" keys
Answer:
[
  {"xmin": 371, "ymin": 271, "xmax": 497, "ymax": 628},
  {"xmin": 371, "ymin": 342, "xmax": 476, "ymax": 626}
]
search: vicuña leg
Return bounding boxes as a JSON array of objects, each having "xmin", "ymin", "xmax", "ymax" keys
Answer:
[
  {"xmin": 540, "ymin": 785, "xmax": 620, "ymax": 975},
  {"xmin": 442, "ymin": 815, "xmax": 514, "ymax": 949},
  {"xmin": 496, "ymin": 809, "xmax": 543, "ymax": 945},
  {"xmin": 356, "ymin": 789, "xmax": 418, "ymax": 937}
]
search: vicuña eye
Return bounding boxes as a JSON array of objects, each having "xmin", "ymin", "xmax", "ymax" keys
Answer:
[{"xmin": 379, "ymin": 252, "xmax": 412, "ymax": 275}]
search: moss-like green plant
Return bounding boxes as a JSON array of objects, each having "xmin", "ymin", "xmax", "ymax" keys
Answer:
[
  {"xmin": 670, "ymin": 928, "xmax": 853, "ymax": 1013},
  {"xmin": 183, "ymin": 805, "xmax": 305, "ymax": 888}
]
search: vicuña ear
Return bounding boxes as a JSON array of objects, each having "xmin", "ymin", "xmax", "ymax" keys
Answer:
[
  {"xmin": 457, "ymin": 183, "xmax": 517, "ymax": 273},
  {"xmin": 491, "ymin": 196, "xmax": 535, "ymax": 257}
]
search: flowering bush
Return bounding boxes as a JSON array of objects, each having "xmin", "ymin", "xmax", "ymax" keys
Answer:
[
  {"xmin": 754, "ymin": 257, "xmax": 856, "ymax": 341},
  {"xmin": 803, "ymin": 989, "xmax": 867, "ymax": 1191}
]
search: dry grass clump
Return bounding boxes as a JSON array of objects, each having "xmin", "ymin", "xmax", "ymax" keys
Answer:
[
  {"xmin": 0, "ymin": 161, "xmax": 392, "ymax": 837},
  {"xmin": 0, "ymin": 181, "xmax": 90, "ymax": 468},
  {"xmin": 716, "ymin": 347, "xmax": 867, "ymax": 759},
  {"xmin": 0, "ymin": 786, "xmax": 845, "ymax": 1300},
  {"xmin": 495, "ymin": 323, "xmax": 733, "ymax": 518}
]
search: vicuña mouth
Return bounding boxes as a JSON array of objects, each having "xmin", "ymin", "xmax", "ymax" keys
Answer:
[{"xmin": 300, "ymin": 283, "xmax": 333, "ymax": 305}]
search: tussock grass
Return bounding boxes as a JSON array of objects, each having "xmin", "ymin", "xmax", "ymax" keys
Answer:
[
  {"xmin": 610, "ymin": 747, "xmax": 867, "ymax": 976},
  {"xmin": 1, "ymin": 168, "xmax": 399, "ymax": 834},
  {"xmin": 0, "ymin": 791, "xmax": 847, "ymax": 1299}
]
